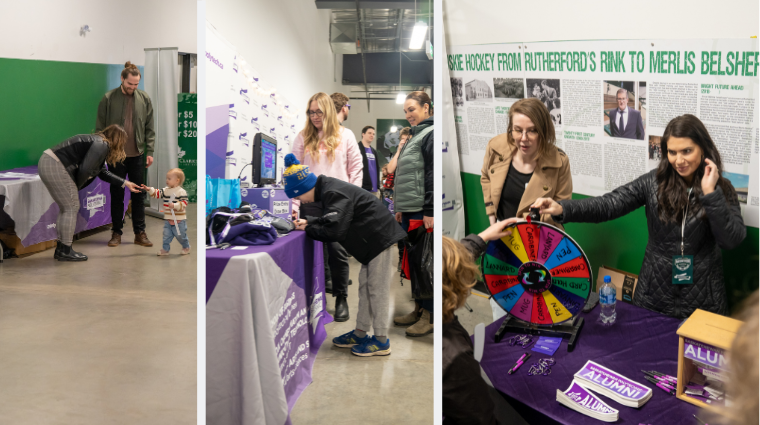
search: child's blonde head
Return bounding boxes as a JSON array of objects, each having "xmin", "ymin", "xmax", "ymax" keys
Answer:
[
  {"xmin": 442, "ymin": 236, "xmax": 481, "ymax": 323},
  {"xmin": 167, "ymin": 168, "xmax": 185, "ymax": 186}
]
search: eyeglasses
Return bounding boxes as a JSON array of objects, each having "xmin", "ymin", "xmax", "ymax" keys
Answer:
[
  {"xmin": 511, "ymin": 129, "xmax": 539, "ymax": 140},
  {"xmin": 346, "ymin": 104, "xmax": 351, "ymax": 111},
  {"xmin": 307, "ymin": 110, "xmax": 324, "ymax": 117}
]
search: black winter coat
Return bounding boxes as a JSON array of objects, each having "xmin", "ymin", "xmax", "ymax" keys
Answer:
[
  {"xmin": 555, "ymin": 170, "xmax": 745, "ymax": 319},
  {"xmin": 303, "ymin": 175, "xmax": 407, "ymax": 265},
  {"xmin": 50, "ymin": 134, "xmax": 126, "ymax": 189}
]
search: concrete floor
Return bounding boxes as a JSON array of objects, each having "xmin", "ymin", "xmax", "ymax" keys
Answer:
[
  {"xmin": 290, "ymin": 248, "xmax": 433, "ymax": 425},
  {"xmin": 0, "ymin": 207, "xmax": 197, "ymax": 424}
]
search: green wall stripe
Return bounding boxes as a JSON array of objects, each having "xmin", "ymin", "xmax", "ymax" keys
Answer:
[
  {"xmin": 461, "ymin": 171, "xmax": 759, "ymax": 313},
  {"xmin": 0, "ymin": 58, "xmax": 144, "ymax": 170}
]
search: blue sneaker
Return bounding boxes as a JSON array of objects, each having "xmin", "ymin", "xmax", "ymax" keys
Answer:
[
  {"xmin": 351, "ymin": 336, "xmax": 391, "ymax": 357},
  {"xmin": 333, "ymin": 330, "xmax": 370, "ymax": 348}
]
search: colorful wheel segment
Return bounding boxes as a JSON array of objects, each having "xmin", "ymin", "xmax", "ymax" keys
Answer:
[{"xmin": 482, "ymin": 221, "xmax": 592, "ymax": 326}]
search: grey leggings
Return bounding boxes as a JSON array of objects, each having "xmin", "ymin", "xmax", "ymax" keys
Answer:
[{"xmin": 38, "ymin": 153, "xmax": 79, "ymax": 246}]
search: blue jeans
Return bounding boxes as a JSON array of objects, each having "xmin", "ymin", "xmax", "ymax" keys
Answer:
[
  {"xmin": 163, "ymin": 220, "xmax": 190, "ymax": 251},
  {"xmin": 401, "ymin": 211, "xmax": 433, "ymax": 314}
]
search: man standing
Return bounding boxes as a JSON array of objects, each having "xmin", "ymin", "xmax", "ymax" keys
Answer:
[
  {"xmin": 96, "ymin": 62, "xmax": 155, "ymax": 247},
  {"xmin": 331, "ymin": 92, "xmax": 351, "ymax": 124},
  {"xmin": 609, "ymin": 88, "xmax": 645, "ymax": 140},
  {"xmin": 358, "ymin": 126, "xmax": 381, "ymax": 199}
]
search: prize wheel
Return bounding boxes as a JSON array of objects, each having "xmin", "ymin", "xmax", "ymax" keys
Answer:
[{"xmin": 481, "ymin": 221, "xmax": 592, "ymax": 326}]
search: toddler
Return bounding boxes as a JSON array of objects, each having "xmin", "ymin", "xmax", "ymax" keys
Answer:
[{"xmin": 143, "ymin": 168, "xmax": 190, "ymax": 255}]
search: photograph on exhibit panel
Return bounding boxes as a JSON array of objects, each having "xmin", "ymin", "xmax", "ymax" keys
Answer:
[
  {"xmin": 203, "ymin": 0, "xmax": 434, "ymax": 423},
  {"xmin": 603, "ymin": 80, "xmax": 646, "ymax": 140},
  {"xmin": 526, "ymin": 78, "xmax": 562, "ymax": 126},
  {"xmin": 0, "ymin": 1, "xmax": 198, "ymax": 424}
]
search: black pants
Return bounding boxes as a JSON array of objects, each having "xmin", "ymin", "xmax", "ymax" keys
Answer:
[
  {"xmin": 109, "ymin": 155, "xmax": 146, "ymax": 235},
  {"xmin": 301, "ymin": 202, "xmax": 349, "ymax": 298}
]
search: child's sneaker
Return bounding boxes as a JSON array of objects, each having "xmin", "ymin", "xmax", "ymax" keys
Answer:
[
  {"xmin": 157, "ymin": 249, "xmax": 170, "ymax": 256},
  {"xmin": 181, "ymin": 247, "xmax": 191, "ymax": 255},
  {"xmin": 332, "ymin": 330, "xmax": 370, "ymax": 348},
  {"xmin": 351, "ymin": 336, "xmax": 391, "ymax": 357}
]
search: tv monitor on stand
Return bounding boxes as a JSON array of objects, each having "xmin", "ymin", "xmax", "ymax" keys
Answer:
[{"xmin": 252, "ymin": 133, "xmax": 277, "ymax": 187}]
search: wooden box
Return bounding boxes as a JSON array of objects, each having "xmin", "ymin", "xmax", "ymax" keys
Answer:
[{"xmin": 675, "ymin": 309, "xmax": 743, "ymax": 415}]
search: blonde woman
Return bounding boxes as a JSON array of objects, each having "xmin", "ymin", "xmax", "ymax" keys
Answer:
[
  {"xmin": 292, "ymin": 92, "xmax": 363, "ymax": 322},
  {"xmin": 38, "ymin": 124, "xmax": 142, "ymax": 261}
]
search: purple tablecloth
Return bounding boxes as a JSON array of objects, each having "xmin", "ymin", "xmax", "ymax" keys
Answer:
[
  {"xmin": 206, "ymin": 231, "xmax": 332, "ymax": 425},
  {"xmin": 480, "ymin": 301, "xmax": 700, "ymax": 424},
  {"xmin": 0, "ymin": 165, "xmax": 129, "ymax": 247}
]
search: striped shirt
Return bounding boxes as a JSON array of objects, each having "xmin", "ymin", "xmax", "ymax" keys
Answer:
[{"xmin": 148, "ymin": 186, "xmax": 189, "ymax": 220}]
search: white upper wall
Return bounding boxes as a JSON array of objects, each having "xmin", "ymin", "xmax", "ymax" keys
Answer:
[
  {"xmin": 0, "ymin": 0, "xmax": 197, "ymax": 64},
  {"xmin": 207, "ymin": 0, "xmax": 341, "ymax": 116},
  {"xmin": 443, "ymin": 0, "xmax": 758, "ymax": 47}
]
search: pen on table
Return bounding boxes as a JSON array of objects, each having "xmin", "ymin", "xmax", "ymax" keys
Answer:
[
  {"xmin": 508, "ymin": 353, "xmax": 530, "ymax": 375},
  {"xmin": 644, "ymin": 376, "xmax": 675, "ymax": 395},
  {"xmin": 642, "ymin": 370, "xmax": 677, "ymax": 384},
  {"xmin": 507, "ymin": 353, "xmax": 527, "ymax": 374},
  {"xmin": 508, "ymin": 353, "xmax": 529, "ymax": 375},
  {"xmin": 693, "ymin": 414, "xmax": 709, "ymax": 425},
  {"xmin": 642, "ymin": 371, "xmax": 677, "ymax": 385}
]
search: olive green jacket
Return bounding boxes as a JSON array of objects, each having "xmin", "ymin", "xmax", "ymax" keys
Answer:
[{"xmin": 96, "ymin": 87, "xmax": 155, "ymax": 157}]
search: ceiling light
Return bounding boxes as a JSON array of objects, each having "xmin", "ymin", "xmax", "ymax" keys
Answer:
[
  {"xmin": 390, "ymin": 126, "xmax": 398, "ymax": 133},
  {"xmin": 396, "ymin": 93, "xmax": 406, "ymax": 104},
  {"xmin": 409, "ymin": 21, "xmax": 428, "ymax": 49}
]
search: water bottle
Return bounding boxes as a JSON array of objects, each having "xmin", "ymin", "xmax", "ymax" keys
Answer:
[{"xmin": 599, "ymin": 275, "xmax": 617, "ymax": 325}]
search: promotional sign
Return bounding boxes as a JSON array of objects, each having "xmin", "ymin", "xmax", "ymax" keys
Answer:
[
  {"xmin": 448, "ymin": 39, "xmax": 759, "ymax": 227},
  {"xmin": 178, "ymin": 93, "xmax": 198, "ymax": 202},
  {"xmin": 206, "ymin": 22, "xmax": 300, "ymax": 184}
]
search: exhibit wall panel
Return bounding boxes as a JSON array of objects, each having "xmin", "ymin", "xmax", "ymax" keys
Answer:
[
  {"xmin": 0, "ymin": 58, "xmax": 144, "ymax": 170},
  {"xmin": 0, "ymin": 0, "xmax": 196, "ymax": 65},
  {"xmin": 450, "ymin": 37, "xmax": 760, "ymax": 313}
]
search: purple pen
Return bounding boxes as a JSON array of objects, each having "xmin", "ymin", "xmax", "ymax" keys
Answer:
[
  {"xmin": 508, "ymin": 353, "xmax": 528, "ymax": 375},
  {"xmin": 645, "ymin": 376, "xmax": 675, "ymax": 395},
  {"xmin": 511, "ymin": 356, "xmax": 529, "ymax": 374}
]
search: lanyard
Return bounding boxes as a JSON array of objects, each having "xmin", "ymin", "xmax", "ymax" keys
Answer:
[{"xmin": 681, "ymin": 188, "xmax": 693, "ymax": 256}]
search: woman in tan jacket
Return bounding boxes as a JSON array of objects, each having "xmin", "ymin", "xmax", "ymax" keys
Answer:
[
  {"xmin": 481, "ymin": 97, "xmax": 572, "ymax": 228},
  {"xmin": 481, "ymin": 97, "xmax": 573, "ymax": 320}
]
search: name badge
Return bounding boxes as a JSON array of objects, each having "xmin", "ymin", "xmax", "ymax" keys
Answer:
[{"xmin": 672, "ymin": 255, "xmax": 694, "ymax": 284}]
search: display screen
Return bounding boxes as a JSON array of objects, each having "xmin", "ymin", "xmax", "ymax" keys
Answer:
[{"xmin": 260, "ymin": 139, "xmax": 276, "ymax": 180}]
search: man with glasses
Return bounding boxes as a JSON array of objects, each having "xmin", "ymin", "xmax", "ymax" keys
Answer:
[
  {"xmin": 609, "ymin": 88, "xmax": 645, "ymax": 140},
  {"xmin": 331, "ymin": 92, "xmax": 351, "ymax": 125}
]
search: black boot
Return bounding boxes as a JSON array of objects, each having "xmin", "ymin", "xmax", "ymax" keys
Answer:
[
  {"xmin": 55, "ymin": 242, "xmax": 88, "ymax": 261},
  {"xmin": 334, "ymin": 295, "xmax": 349, "ymax": 322}
]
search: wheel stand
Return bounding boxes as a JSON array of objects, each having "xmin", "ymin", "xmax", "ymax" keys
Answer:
[{"xmin": 494, "ymin": 315, "xmax": 585, "ymax": 352}]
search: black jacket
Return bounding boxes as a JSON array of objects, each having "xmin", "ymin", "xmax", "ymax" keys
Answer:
[
  {"xmin": 304, "ymin": 175, "xmax": 407, "ymax": 265},
  {"xmin": 358, "ymin": 142, "xmax": 381, "ymax": 192},
  {"xmin": 417, "ymin": 116, "xmax": 435, "ymax": 217},
  {"xmin": 555, "ymin": 169, "xmax": 745, "ymax": 319},
  {"xmin": 50, "ymin": 134, "xmax": 126, "ymax": 190},
  {"xmin": 443, "ymin": 233, "xmax": 497, "ymax": 425}
]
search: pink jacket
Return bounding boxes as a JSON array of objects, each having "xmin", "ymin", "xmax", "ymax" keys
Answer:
[{"xmin": 291, "ymin": 126, "xmax": 363, "ymax": 212}]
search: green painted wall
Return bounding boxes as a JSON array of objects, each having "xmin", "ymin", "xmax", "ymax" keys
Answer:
[
  {"xmin": 0, "ymin": 58, "xmax": 143, "ymax": 170},
  {"xmin": 461, "ymin": 172, "xmax": 759, "ymax": 313}
]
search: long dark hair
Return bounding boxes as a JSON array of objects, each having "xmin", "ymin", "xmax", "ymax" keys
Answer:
[{"xmin": 656, "ymin": 114, "xmax": 737, "ymax": 223}]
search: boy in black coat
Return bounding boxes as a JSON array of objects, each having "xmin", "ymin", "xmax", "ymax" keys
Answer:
[{"xmin": 283, "ymin": 154, "xmax": 406, "ymax": 356}]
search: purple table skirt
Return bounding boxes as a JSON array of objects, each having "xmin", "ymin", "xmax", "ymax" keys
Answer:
[
  {"xmin": 0, "ymin": 165, "xmax": 129, "ymax": 247},
  {"xmin": 480, "ymin": 301, "xmax": 700, "ymax": 424},
  {"xmin": 206, "ymin": 231, "xmax": 333, "ymax": 422}
]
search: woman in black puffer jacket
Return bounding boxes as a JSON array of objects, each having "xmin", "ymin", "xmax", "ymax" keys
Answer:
[
  {"xmin": 533, "ymin": 115, "xmax": 745, "ymax": 319},
  {"xmin": 38, "ymin": 125, "xmax": 141, "ymax": 261}
]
